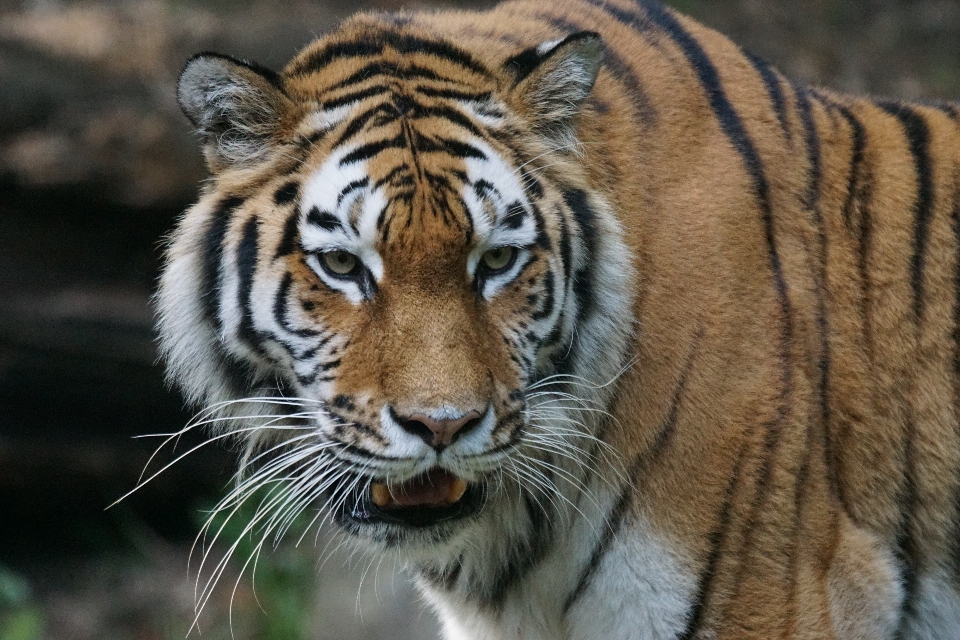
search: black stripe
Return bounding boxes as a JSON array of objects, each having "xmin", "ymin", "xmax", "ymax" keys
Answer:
[
  {"xmin": 291, "ymin": 40, "xmax": 384, "ymax": 75},
  {"xmin": 744, "ymin": 51, "xmax": 791, "ymax": 142},
  {"xmin": 321, "ymin": 85, "xmax": 390, "ymax": 111},
  {"xmin": 638, "ymin": 0, "xmax": 794, "ymax": 341},
  {"xmin": 420, "ymin": 104, "xmax": 487, "ymax": 139},
  {"xmin": 419, "ymin": 135, "xmax": 486, "ymax": 160},
  {"xmin": 201, "ymin": 195, "xmax": 246, "ymax": 331},
  {"xmin": 564, "ymin": 335, "xmax": 697, "ymax": 614},
  {"xmin": 292, "ymin": 31, "xmax": 490, "ymax": 78},
  {"xmin": 273, "ymin": 181, "xmax": 300, "ymax": 206},
  {"xmin": 795, "ymin": 89, "xmax": 843, "ymax": 514},
  {"xmin": 306, "ymin": 206, "xmax": 342, "ymax": 231},
  {"xmin": 337, "ymin": 178, "xmax": 370, "ymax": 207},
  {"xmin": 416, "ymin": 86, "xmax": 492, "ymax": 102},
  {"xmin": 374, "ymin": 164, "xmax": 412, "ymax": 190},
  {"xmin": 834, "ymin": 104, "xmax": 867, "ymax": 231},
  {"xmin": 951, "ymin": 185, "xmax": 960, "ymax": 585},
  {"xmin": 893, "ymin": 417, "xmax": 920, "ymax": 639},
  {"xmin": 563, "ymin": 189, "xmax": 598, "ymax": 323},
  {"xmin": 640, "ymin": 7, "xmax": 798, "ymax": 555},
  {"xmin": 679, "ymin": 440, "xmax": 748, "ymax": 639},
  {"xmin": 332, "ymin": 104, "xmax": 399, "ymax": 150},
  {"xmin": 795, "ymin": 86, "xmax": 823, "ymax": 213},
  {"xmin": 275, "ymin": 209, "xmax": 301, "ymax": 259},
  {"xmin": 562, "ymin": 457, "xmax": 641, "ymax": 615},
  {"xmin": 878, "ymin": 101, "xmax": 934, "ymax": 321},
  {"xmin": 273, "ymin": 271, "xmax": 320, "ymax": 338},
  {"xmin": 483, "ymin": 491, "xmax": 554, "ymax": 611},
  {"xmin": 323, "ymin": 61, "xmax": 446, "ymax": 93},
  {"xmin": 530, "ymin": 269, "xmax": 555, "ymax": 322},
  {"xmin": 340, "ymin": 132, "xmax": 406, "ymax": 166},
  {"xmin": 502, "ymin": 202, "xmax": 528, "ymax": 229},
  {"xmin": 236, "ymin": 216, "xmax": 263, "ymax": 351},
  {"xmin": 530, "ymin": 203, "xmax": 551, "ymax": 250},
  {"xmin": 520, "ymin": 168, "xmax": 544, "ymax": 199}
]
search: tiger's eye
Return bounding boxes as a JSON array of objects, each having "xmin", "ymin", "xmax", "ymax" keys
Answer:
[
  {"xmin": 481, "ymin": 246, "xmax": 516, "ymax": 272},
  {"xmin": 322, "ymin": 250, "xmax": 358, "ymax": 276}
]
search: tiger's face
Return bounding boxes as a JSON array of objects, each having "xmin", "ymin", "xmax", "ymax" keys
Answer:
[
  {"xmin": 159, "ymin": 21, "xmax": 634, "ymax": 548},
  {"xmin": 274, "ymin": 97, "xmax": 556, "ymax": 537}
]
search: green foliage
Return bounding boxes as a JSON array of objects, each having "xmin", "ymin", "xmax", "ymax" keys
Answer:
[
  {"xmin": 0, "ymin": 566, "xmax": 43, "ymax": 640},
  {"xmin": 198, "ymin": 484, "xmax": 320, "ymax": 640}
]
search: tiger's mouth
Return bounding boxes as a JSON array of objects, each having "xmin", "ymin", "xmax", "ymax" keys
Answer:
[{"xmin": 337, "ymin": 467, "xmax": 485, "ymax": 529}]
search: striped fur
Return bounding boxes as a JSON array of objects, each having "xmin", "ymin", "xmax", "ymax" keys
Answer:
[{"xmin": 157, "ymin": 1, "xmax": 960, "ymax": 637}]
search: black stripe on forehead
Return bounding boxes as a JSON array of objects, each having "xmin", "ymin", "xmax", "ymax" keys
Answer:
[
  {"xmin": 323, "ymin": 60, "xmax": 448, "ymax": 93},
  {"xmin": 340, "ymin": 132, "xmax": 406, "ymax": 166},
  {"xmin": 291, "ymin": 31, "xmax": 491, "ymax": 78}
]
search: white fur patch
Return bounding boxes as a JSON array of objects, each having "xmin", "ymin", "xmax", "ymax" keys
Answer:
[
  {"xmin": 564, "ymin": 514, "xmax": 695, "ymax": 640},
  {"xmin": 901, "ymin": 569, "xmax": 960, "ymax": 640}
]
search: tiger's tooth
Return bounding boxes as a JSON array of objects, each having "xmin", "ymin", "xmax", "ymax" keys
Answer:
[
  {"xmin": 447, "ymin": 477, "xmax": 467, "ymax": 504},
  {"xmin": 371, "ymin": 482, "xmax": 391, "ymax": 508}
]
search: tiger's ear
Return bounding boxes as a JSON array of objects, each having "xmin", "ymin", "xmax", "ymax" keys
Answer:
[
  {"xmin": 177, "ymin": 53, "xmax": 290, "ymax": 172},
  {"xmin": 504, "ymin": 32, "xmax": 604, "ymax": 150}
]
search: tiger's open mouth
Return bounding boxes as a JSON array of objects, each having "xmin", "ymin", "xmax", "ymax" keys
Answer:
[{"xmin": 337, "ymin": 467, "xmax": 485, "ymax": 529}]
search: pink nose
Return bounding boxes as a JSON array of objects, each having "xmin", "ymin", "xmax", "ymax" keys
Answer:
[{"xmin": 393, "ymin": 409, "xmax": 483, "ymax": 450}]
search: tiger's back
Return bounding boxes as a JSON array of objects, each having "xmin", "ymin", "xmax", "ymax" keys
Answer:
[{"xmin": 158, "ymin": 0, "xmax": 960, "ymax": 637}]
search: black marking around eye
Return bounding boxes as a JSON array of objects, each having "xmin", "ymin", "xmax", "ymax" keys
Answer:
[{"xmin": 306, "ymin": 206, "xmax": 343, "ymax": 231}]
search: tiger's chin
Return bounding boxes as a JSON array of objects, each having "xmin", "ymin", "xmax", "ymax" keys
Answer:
[{"xmin": 333, "ymin": 467, "xmax": 488, "ymax": 543}]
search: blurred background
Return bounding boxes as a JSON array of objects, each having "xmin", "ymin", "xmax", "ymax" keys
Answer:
[{"xmin": 1, "ymin": 0, "xmax": 959, "ymax": 638}]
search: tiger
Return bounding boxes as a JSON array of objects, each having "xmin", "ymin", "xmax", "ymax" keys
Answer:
[{"xmin": 154, "ymin": 0, "xmax": 960, "ymax": 637}]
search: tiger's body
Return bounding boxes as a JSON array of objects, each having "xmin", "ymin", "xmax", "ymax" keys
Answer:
[{"xmin": 157, "ymin": 0, "xmax": 960, "ymax": 637}]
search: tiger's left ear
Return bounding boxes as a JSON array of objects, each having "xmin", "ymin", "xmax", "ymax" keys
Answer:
[{"xmin": 504, "ymin": 31, "xmax": 604, "ymax": 149}]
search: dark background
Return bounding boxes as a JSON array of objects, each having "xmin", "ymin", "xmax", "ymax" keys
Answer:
[{"xmin": 2, "ymin": 0, "xmax": 959, "ymax": 638}]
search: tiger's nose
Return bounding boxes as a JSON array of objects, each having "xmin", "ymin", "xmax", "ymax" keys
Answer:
[{"xmin": 391, "ymin": 408, "xmax": 484, "ymax": 451}]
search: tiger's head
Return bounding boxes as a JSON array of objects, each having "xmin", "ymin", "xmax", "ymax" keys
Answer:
[{"xmin": 157, "ymin": 17, "xmax": 635, "ymax": 549}]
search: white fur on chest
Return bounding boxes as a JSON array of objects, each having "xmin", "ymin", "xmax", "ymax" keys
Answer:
[{"xmin": 420, "ymin": 505, "xmax": 694, "ymax": 640}]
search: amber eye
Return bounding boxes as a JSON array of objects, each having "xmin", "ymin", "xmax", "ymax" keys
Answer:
[
  {"xmin": 480, "ymin": 246, "xmax": 517, "ymax": 273},
  {"xmin": 321, "ymin": 250, "xmax": 358, "ymax": 276}
]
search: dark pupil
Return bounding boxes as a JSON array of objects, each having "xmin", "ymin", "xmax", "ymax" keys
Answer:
[{"xmin": 333, "ymin": 252, "xmax": 349, "ymax": 266}]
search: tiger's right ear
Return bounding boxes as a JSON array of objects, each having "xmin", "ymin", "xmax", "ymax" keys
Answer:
[{"xmin": 177, "ymin": 53, "xmax": 290, "ymax": 172}]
